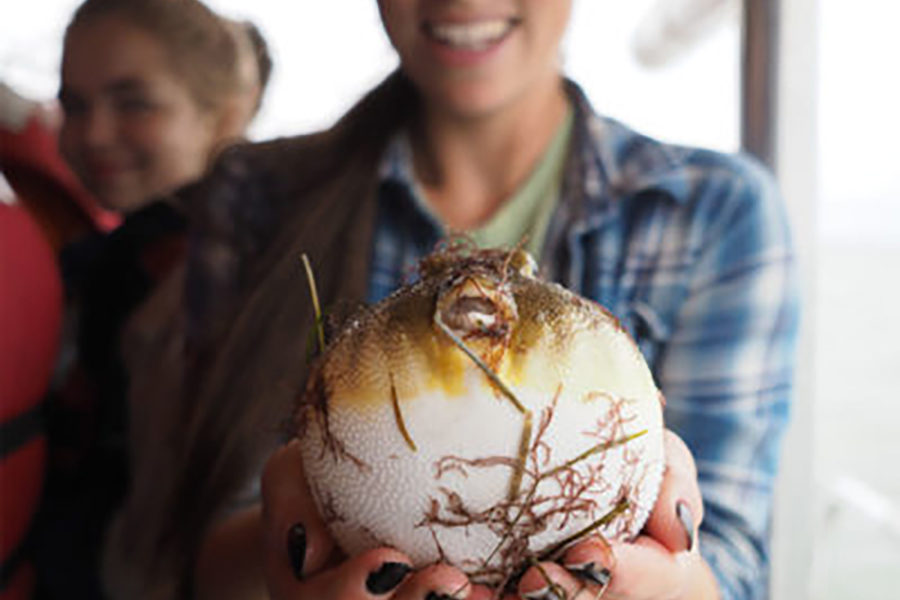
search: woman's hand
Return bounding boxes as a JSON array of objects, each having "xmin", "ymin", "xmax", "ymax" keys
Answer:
[
  {"xmin": 513, "ymin": 430, "xmax": 719, "ymax": 600},
  {"xmin": 261, "ymin": 431, "xmax": 718, "ymax": 600},
  {"xmin": 261, "ymin": 440, "xmax": 492, "ymax": 600}
]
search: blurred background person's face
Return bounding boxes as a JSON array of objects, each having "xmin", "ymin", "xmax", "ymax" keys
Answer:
[
  {"xmin": 377, "ymin": 0, "xmax": 572, "ymax": 119},
  {"xmin": 58, "ymin": 15, "xmax": 219, "ymax": 213}
]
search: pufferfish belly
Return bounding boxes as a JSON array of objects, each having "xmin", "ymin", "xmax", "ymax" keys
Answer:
[{"xmin": 299, "ymin": 320, "xmax": 665, "ymax": 584}]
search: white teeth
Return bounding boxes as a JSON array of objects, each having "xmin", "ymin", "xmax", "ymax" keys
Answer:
[{"xmin": 428, "ymin": 19, "xmax": 513, "ymax": 49}]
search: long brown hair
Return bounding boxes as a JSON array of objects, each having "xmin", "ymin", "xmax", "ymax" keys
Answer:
[{"xmin": 107, "ymin": 71, "xmax": 421, "ymax": 598}]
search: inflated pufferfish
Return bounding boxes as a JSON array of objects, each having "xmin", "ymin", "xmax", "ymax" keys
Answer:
[{"xmin": 295, "ymin": 244, "xmax": 665, "ymax": 586}]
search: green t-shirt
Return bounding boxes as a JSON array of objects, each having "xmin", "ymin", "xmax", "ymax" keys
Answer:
[{"xmin": 419, "ymin": 107, "xmax": 574, "ymax": 259}]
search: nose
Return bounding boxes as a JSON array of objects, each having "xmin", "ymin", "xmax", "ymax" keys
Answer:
[{"xmin": 80, "ymin": 105, "xmax": 117, "ymax": 148}]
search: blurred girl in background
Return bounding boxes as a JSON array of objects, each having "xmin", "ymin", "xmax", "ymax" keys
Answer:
[{"xmin": 29, "ymin": 1, "xmax": 270, "ymax": 597}]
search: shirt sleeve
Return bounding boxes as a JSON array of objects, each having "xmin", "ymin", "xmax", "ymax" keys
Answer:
[{"xmin": 655, "ymin": 156, "xmax": 801, "ymax": 600}]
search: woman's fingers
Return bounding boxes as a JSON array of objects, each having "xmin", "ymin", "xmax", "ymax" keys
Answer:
[
  {"xmin": 261, "ymin": 439, "xmax": 336, "ymax": 583},
  {"xmin": 515, "ymin": 429, "xmax": 704, "ymax": 599},
  {"xmin": 261, "ymin": 440, "xmax": 484, "ymax": 600},
  {"xmin": 390, "ymin": 563, "xmax": 472, "ymax": 599},
  {"xmin": 261, "ymin": 439, "xmax": 418, "ymax": 598},
  {"xmin": 280, "ymin": 548, "xmax": 415, "ymax": 600},
  {"xmin": 261, "ymin": 430, "xmax": 703, "ymax": 599},
  {"xmin": 262, "ymin": 439, "xmax": 422, "ymax": 600},
  {"xmin": 466, "ymin": 584, "xmax": 500, "ymax": 600},
  {"xmin": 641, "ymin": 430, "xmax": 704, "ymax": 555},
  {"xmin": 519, "ymin": 535, "xmax": 693, "ymax": 600},
  {"xmin": 558, "ymin": 535, "xmax": 615, "ymax": 591},
  {"xmin": 604, "ymin": 535, "xmax": 692, "ymax": 598},
  {"xmin": 282, "ymin": 553, "xmax": 486, "ymax": 600},
  {"xmin": 517, "ymin": 560, "xmax": 596, "ymax": 600}
]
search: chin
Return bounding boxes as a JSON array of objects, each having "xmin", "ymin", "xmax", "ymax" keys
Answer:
[
  {"xmin": 429, "ymin": 81, "xmax": 514, "ymax": 119},
  {"xmin": 93, "ymin": 187, "xmax": 149, "ymax": 216}
]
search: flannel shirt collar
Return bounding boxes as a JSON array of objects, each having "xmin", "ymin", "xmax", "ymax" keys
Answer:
[
  {"xmin": 564, "ymin": 79, "xmax": 695, "ymax": 206},
  {"xmin": 375, "ymin": 78, "xmax": 696, "ymax": 237}
]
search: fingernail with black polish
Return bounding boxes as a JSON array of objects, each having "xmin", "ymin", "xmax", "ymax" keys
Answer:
[
  {"xmin": 522, "ymin": 586, "xmax": 564, "ymax": 600},
  {"xmin": 425, "ymin": 593, "xmax": 457, "ymax": 600},
  {"xmin": 676, "ymin": 501, "xmax": 696, "ymax": 552},
  {"xmin": 366, "ymin": 562, "xmax": 412, "ymax": 595},
  {"xmin": 566, "ymin": 561, "xmax": 611, "ymax": 589},
  {"xmin": 286, "ymin": 523, "xmax": 306, "ymax": 580}
]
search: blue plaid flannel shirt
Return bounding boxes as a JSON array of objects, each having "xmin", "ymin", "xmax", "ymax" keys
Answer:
[{"xmin": 367, "ymin": 83, "xmax": 799, "ymax": 600}]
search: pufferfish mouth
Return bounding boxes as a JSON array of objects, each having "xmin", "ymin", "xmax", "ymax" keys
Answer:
[
  {"xmin": 435, "ymin": 274, "xmax": 518, "ymax": 339},
  {"xmin": 423, "ymin": 18, "xmax": 520, "ymax": 51}
]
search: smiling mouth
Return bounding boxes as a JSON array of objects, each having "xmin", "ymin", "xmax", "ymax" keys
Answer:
[{"xmin": 423, "ymin": 18, "xmax": 520, "ymax": 51}]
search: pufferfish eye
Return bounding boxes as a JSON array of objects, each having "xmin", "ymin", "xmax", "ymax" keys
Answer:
[{"xmin": 508, "ymin": 248, "xmax": 538, "ymax": 279}]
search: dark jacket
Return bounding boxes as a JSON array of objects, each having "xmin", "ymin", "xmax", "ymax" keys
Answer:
[{"xmin": 104, "ymin": 72, "xmax": 417, "ymax": 599}]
